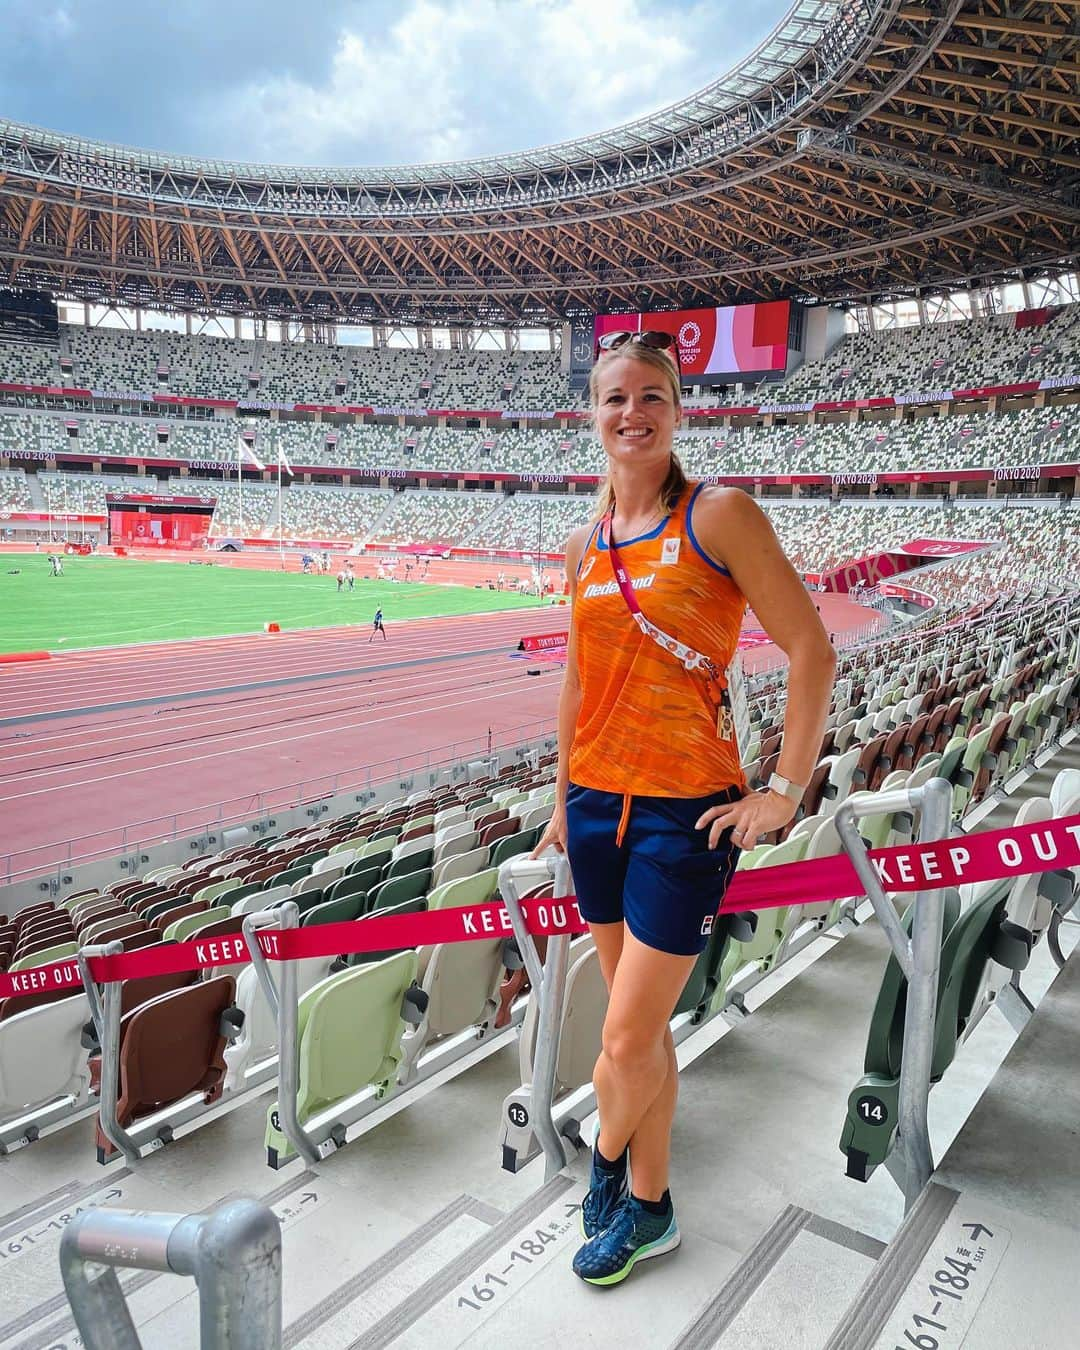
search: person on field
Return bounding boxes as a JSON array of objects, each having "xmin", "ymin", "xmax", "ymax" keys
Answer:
[
  {"xmin": 532, "ymin": 332, "xmax": 835, "ymax": 1288},
  {"xmin": 337, "ymin": 568, "xmax": 347, "ymax": 592},
  {"xmin": 49, "ymin": 553, "xmax": 64, "ymax": 577},
  {"xmin": 346, "ymin": 562, "xmax": 355, "ymax": 591},
  {"xmin": 369, "ymin": 607, "xmax": 386, "ymax": 642}
]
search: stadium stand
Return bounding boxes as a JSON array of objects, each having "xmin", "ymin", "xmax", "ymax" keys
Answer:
[
  {"xmin": 369, "ymin": 488, "xmax": 503, "ymax": 548},
  {"xmin": 2, "ymin": 305, "xmax": 1077, "ymax": 419},
  {"xmin": 274, "ymin": 483, "xmax": 392, "ymax": 540},
  {"xmin": 734, "ymin": 306, "xmax": 1080, "ymax": 406},
  {"xmin": 0, "ymin": 468, "xmax": 33, "ymax": 511},
  {"xmin": 38, "ymin": 471, "xmax": 150, "ymax": 514},
  {"xmin": 0, "ymin": 399, "xmax": 1075, "ymax": 484}
]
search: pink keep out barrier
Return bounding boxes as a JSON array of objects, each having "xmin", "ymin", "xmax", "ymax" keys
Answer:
[{"xmin": 3, "ymin": 812, "xmax": 1077, "ymax": 1004}]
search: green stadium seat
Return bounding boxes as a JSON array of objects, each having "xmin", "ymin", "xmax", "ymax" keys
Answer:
[
  {"xmin": 163, "ymin": 905, "xmax": 232, "ymax": 943},
  {"xmin": 263, "ymin": 951, "xmax": 420, "ymax": 1167},
  {"xmin": 364, "ymin": 869, "xmax": 432, "ymax": 914},
  {"xmin": 301, "ymin": 893, "xmax": 366, "ymax": 927},
  {"xmin": 839, "ymin": 883, "xmax": 1033, "ymax": 1181}
]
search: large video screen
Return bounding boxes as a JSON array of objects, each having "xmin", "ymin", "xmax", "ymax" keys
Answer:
[
  {"xmin": 594, "ymin": 300, "xmax": 790, "ymax": 380},
  {"xmin": 105, "ymin": 492, "xmax": 215, "ymax": 550}
]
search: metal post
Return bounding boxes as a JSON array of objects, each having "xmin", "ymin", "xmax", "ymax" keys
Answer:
[
  {"xmin": 236, "ymin": 434, "xmax": 244, "ymax": 533},
  {"xmin": 498, "ymin": 853, "xmax": 574, "ymax": 1178},
  {"xmin": 91, "ymin": 939, "xmax": 142, "ymax": 1165},
  {"xmin": 60, "ymin": 1199, "xmax": 282, "ymax": 1350},
  {"xmin": 277, "ymin": 438, "xmax": 283, "ymax": 567},
  {"xmin": 241, "ymin": 909, "xmax": 284, "ymax": 1022},
  {"xmin": 76, "ymin": 940, "xmax": 115, "ymax": 1050},
  {"xmin": 246, "ymin": 903, "xmax": 320, "ymax": 1165},
  {"xmin": 835, "ymin": 777, "xmax": 953, "ymax": 1211}
]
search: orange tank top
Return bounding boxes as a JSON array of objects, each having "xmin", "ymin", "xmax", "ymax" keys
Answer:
[{"xmin": 569, "ymin": 482, "xmax": 747, "ymax": 798}]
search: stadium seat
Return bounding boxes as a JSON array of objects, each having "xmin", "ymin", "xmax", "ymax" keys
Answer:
[
  {"xmin": 96, "ymin": 976, "xmax": 238, "ymax": 1162},
  {"xmin": 263, "ymin": 952, "xmax": 419, "ymax": 1167}
]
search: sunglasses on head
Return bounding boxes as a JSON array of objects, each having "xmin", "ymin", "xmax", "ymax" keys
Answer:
[{"xmin": 597, "ymin": 329, "xmax": 682, "ymax": 375}]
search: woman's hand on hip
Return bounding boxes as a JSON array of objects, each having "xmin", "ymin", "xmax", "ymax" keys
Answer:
[
  {"xmin": 531, "ymin": 803, "xmax": 567, "ymax": 858},
  {"xmin": 696, "ymin": 789, "xmax": 797, "ymax": 851}
]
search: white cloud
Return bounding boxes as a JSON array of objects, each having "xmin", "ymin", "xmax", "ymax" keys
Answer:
[{"xmin": 204, "ymin": 0, "xmax": 772, "ymax": 166}]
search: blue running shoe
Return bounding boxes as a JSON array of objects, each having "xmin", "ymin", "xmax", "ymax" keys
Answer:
[
  {"xmin": 581, "ymin": 1127, "xmax": 629, "ymax": 1240},
  {"xmin": 573, "ymin": 1196, "xmax": 681, "ymax": 1285}
]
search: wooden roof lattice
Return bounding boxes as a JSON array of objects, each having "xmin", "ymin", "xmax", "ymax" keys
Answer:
[{"xmin": 0, "ymin": 0, "xmax": 1076, "ymax": 324}]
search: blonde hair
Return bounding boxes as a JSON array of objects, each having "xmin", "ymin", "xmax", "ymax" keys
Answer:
[{"xmin": 588, "ymin": 342, "xmax": 687, "ymax": 521}]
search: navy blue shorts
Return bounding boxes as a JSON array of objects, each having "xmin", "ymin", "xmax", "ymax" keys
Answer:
[{"xmin": 565, "ymin": 782, "xmax": 743, "ymax": 957}]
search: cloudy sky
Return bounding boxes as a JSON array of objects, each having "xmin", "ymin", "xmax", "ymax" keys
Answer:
[{"xmin": 0, "ymin": 0, "xmax": 790, "ymax": 166}]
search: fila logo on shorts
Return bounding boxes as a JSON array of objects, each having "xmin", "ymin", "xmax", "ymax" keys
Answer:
[
  {"xmin": 700, "ymin": 915, "xmax": 714, "ymax": 936},
  {"xmin": 660, "ymin": 536, "xmax": 681, "ymax": 565}
]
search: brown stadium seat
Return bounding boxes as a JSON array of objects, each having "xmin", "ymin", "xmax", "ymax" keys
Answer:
[
  {"xmin": 0, "ymin": 986, "xmax": 83, "ymax": 1021},
  {"xmin": 877, "ymin": 723, "xmax": 912, "ymax": 779},
  {"xmin": 87, "ymin": 961, "xmax": 202, "ymax": 1093},
  {"xmin": 478, "ymin": 816, "xmax": 521, "ymax": 849},
  {"xmin": 16, "ymin": 918, "xmax": 75, "ymax": 952},
  {"xmin": 972, "ymin": 712, "xmax": 1017, "ymax": 803},
  {"xmin": 95, "ymin": 975, "xmax": 237, "ymax": 1161},
  {"xmin": 80, "ymin": 917, "xmax": 150, "ymax": 948},
  {"xmin": 74, "ymin": 903, "xmax": 128, "ymax": 934},
  {"xmin": 150, "ymin": 899, "xmax": 208, "ymax": 933},
  {"xmin": 851, "ymin": 732, "xmax": 888, "ymax": 793},
  {"xmin": 800, "ymin": 761, "xmax": 836, "ymax": 819},
  {"xmin": 397, "ymin": 823, "xmax": 433, "ymax": 845},
  {"xmin": 904, "ymin": 712, "xmax": 932, "ymax": 765},
  {"xmin": 183, "ymin": 913, "xmax": 246, "ymax": 943},
  {"xmin": 118, "ymin": 929, "xmax": 164, "ymax": 953},
  {"xmin": 935, "ymin": 697, "xmax": 966, "ymax": 752}
]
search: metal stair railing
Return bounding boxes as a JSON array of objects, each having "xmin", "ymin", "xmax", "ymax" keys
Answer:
[
  {"xmin": 834, "ymin": 775, "xmax": 953, "ymax": 1212},
  {"xmin": 60, "ymin": 1198, "xmax": 282, "ymax": 1349}
]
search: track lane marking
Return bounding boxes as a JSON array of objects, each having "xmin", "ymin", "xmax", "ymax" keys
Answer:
[{"xmin": 0, "ymin": 680, "xmax": 559, "ymax": 801}]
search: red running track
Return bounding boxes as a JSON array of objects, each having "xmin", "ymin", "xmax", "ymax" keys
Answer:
[
  {"xmin": 0, "ymin": 610, "xmax": 563, "ymax": 881},
  {"xmin": 0, "ymin": 596, "xmax": 881, "ymax": 883}
]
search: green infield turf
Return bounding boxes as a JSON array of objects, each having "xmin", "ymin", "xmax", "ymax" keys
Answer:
[{"xmin": 0, "ymin": 554, "xmax": 545, "ymax": 653}]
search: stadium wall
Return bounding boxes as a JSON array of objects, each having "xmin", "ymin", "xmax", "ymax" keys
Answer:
[{"xmin": 802, "ymin": 306, "xmax": 849, "ymax": 367}]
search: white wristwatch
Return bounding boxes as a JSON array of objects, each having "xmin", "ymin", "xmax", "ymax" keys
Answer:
[{"xmin": 767, "ymin": 772, "xmax": 805, "ymax": 805}]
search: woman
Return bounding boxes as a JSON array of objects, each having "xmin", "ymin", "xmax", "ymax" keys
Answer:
[{"xmin": 533, "ymin": 334, "xmax": 836, "ymax": 1287}]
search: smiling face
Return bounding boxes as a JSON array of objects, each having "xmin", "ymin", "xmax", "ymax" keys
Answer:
[{"xmin": 593, "ymin": 352, "xmax": 681, "ymax": 469}]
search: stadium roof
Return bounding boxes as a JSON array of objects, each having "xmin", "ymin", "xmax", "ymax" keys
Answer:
[{"xmin": 0, "ymin": 0, "xmax": 1077, "ymax": 326}]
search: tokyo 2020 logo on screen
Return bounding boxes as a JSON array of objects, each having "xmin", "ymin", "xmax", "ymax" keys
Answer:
[
  {"xmin": 678, "ymin": 321, "xmax": 702, "ymax": 364},
  {"xmin": 594, "ymin": 301, "xmax": 790, "ymax": 379}
]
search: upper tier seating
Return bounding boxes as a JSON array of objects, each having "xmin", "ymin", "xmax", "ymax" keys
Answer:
[
  {"xmin": 0, "ymin": 326, "xmax": 577, "ymax": 409},
  {"xmin": 729, "ymin": 305, "xmax": 1080, "ymax": 406},
  {"xmin": 0, "ymin": 306, "xmax": 1072, "ymax": 415}
]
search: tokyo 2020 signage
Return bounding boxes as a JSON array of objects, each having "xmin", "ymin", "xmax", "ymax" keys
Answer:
[{"xmin": 593, "ymin": 300, "xmax": 790, "ymax": 380}]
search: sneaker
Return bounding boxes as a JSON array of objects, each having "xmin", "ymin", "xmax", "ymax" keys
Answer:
[
  {"xmin": 581, "ymin": 1122, "xmax": 628, "ymax": 1240},
  {"xmin": 572, "ymin": 1196, "xmax": 681, "ymax": 1286}
]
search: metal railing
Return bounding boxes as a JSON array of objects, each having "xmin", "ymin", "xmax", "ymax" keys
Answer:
[
  {"xmin": 498, "ymin": 780, "xmax": 954, "ymax": 1210},
  {"xmin": 497, "ymin": 853, "xmax": 575, "ymax": 1181},
  {"xmin": 60, "ymin": 1198, "xmax": 281, "ymax": 1349},
  {"xmin": 834, "ymin": 776, "xmax": 953, "ymax": 1212},
  {"xmin": 0, "ymin": 718, "xmax": 557, "ymax": 886}
]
